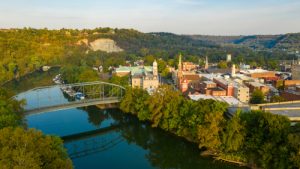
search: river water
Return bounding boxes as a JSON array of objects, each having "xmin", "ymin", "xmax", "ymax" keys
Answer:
[{"xmin": 9, "ymin": 69, "xmax": 245, "ymax": 169}]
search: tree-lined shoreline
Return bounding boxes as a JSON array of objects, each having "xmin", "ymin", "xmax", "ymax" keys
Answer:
[{"xmin": 120, "ymin": 85, "xmax": 300, "ymax": 169}]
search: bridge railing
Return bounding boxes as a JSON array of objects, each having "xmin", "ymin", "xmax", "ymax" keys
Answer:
[{"xmin": 13, "ymin": 81, "xmax": 126, "ymax": 113}]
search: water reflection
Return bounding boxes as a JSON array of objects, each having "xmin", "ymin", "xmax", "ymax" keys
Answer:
[
  {"xmin": 64, "ymin": 109, "xmax": 244, "ymax": 169},
  {"xmin": 80, "ymin": 106, "xmax": 109, "ymax": 127},
  {"xmin": 3, "ymin": 67, "xmax": 60, "ymax": 94},
  {"xmin": 65, "ymin": 132, "xmax": 123, "ymax": 159},
  {"xmin": 13, "ymin": 65, "xmax": 243, "ymax": 169}
]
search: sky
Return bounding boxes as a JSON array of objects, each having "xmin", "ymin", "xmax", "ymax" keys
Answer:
[{"xmin": 1, "ymin": 0, "xmax": 300, "ymax": 35}]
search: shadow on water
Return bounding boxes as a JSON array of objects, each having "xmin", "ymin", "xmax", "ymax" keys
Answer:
[
  {"xmin": 65, "ymin": 108, "xmax": 245, "ymax": 169},
  {"xmin": 80, "ymin": 106, "xmax": 110, "ymax": 127},
  {"xmin": 13, "ymin": 71, "xmax": 244, "ymax": 169},
  {"xmin": 3, "ymin": 67, "xmax": 60, "ymax": 94}
]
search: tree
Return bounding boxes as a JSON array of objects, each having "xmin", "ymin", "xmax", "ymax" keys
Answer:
[
  {"xmin": 60, "ymin": 66, "xmax": 80, "ymax": 83},
  {"xmin": 77, "ymin": 69, "xmax": 99, "ymax": 82},
  {"xmin": 240, "ymin": 111, "xmax": 291, "ymax": 169},
  {"xmin": 250, "ymin": 89, "xmax": 265, "ymax": 104},
  {"xmin": 270, "ymin": 95, "xmax": 285, "ymax": 103},
  {"xmin": 217, "ymin": 61, "xmax": 228, "ymax": 69},
  {"xmin": 157, "ymin": 59, "xmax": 167, "ymax": 74},
  {"xmin": 197, "ymin": 100, "xmax": 227, "ymax": 151},
  {"xmin": 288, "ymin": 133, "xmax": 300, "ymax": 168},
  {"xmin": 0, "ymin": 88, "xmax": 25, "ymax": 129},
  {"xmin": 0, "ymin": 127, "xmax": 73, "ymax": 169},
  {"xmin": 147, "ymin": 85, "xmax": 183, "ymax": 130},
  {"xmin": 29, "ymin": 55, "xmax": 43, "ymax": 70},
  {"xmin": 110, "ymin": 75, "xmax": 129, "ymax": 87},
  {"xmin": 222, "ymin": 111, "xmax": 246, "ymax": 152},
  {"xmin": 120, "ymin": 87, "xmax": 149, "ymax": 120},
  {"xmin": 144, "ymin": 55, "xmax": 155, "ymax": 65}
]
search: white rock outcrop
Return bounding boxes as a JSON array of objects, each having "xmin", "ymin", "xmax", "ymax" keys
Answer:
[{"xmin": 89, "ymin": 39, "xmax": 123, "ymax": 53}]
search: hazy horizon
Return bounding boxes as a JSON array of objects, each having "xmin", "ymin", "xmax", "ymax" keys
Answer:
[
  {"xmin": 1, "ymin": 0, "xmax": 300, "ymax": 36},
  {"xmin": 1, "ymin": 27, "xmax": 300, "ymax": 36}
]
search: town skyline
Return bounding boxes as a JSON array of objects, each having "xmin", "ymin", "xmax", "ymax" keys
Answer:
[{"xmin": 1, "ymin": 0, "xmax": 300, "ymax": 35}]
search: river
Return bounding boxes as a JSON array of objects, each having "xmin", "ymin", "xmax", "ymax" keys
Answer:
[{"xmin": 9, "ymin": 69, "xmax": 245, "ymax": 169}]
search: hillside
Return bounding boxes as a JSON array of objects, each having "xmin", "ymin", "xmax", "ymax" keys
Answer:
[
  {"xmin": 0, "ymin": 28, "xmax": 220, "ymax": 84},
  {"xmin": 189, "ymin": 33, "xmax": 300, "ymax": 52},
  {"xmin": 0, "ymin": 28, "xmax": 296, "ymax": 84}
]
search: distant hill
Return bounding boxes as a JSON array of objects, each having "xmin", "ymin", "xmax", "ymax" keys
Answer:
[
  {"xmin": 0, "ymin": 28, "xmax": 297, "ymax": 84},
  {"xmin": 0, "ymin": 28, "xmax": 222, "ymax": 84},
  {"xmin": 188, "ymin": 33, "xmax": 300, "ymax": 52}
]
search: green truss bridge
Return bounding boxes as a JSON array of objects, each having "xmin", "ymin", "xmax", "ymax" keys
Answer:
[{"xmin": 14, "ymin": 81, "xmax": 126, "ymax": 115}]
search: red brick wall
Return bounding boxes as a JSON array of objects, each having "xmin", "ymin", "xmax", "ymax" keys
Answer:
[
  {"xmin": 281, "ymin": 91, "xmax": 300, "ymax": 101},
  {"xmin": 250, "ymin": 72, "xmax": 276, "ymax": 78},
  {"xmin": 227, "ymin": 86, "xmax": 234, "ymax": 96},
  {"xmin": 284, "ymin": 80, "xmax": 300, "ymax": 88},
  {"xmin": 211, "ymin": 90, "xmax": 227, "ymax": 96}
]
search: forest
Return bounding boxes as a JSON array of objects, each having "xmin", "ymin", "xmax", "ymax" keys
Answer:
[
  {"xmin": 0, "ymin": 88, "xmax": 73, "ymax": 168},
  {"xmin": 1, "ymin": 27, "xmax": 300, "ymax": 169},
  {"xmin": 120, "ymin": 85, "xmax": 300, "ymax": 169},
  {"xmin": 0, "ymin": 28, "xmax": 297, "ymax": 85}
]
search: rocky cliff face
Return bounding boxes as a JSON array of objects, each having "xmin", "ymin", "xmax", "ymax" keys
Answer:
[
  {"xmin": 89, "ymin": 38, "xmax": 123, "ymax": 53},
  {"xmin": 76, "ymin": 38, "xmax": 124, "ymax": 53}
]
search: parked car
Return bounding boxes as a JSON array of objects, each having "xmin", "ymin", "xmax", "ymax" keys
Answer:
[{"xmin": 75, "ymin": 92, "xmax": 85, "ymax": 100}]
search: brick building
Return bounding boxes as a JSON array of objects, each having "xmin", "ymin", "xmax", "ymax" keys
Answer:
[
  {"xmin": 240, "ymin": 69, "xmax": 276, "ymax": 79},
  {"xmin": 283, "ymin": 80, "xmax": 300, "ymax": 88},
  {"xmin": 182, "ymin": 62, "xmax": 198, "ymax": 71},
  {"xmin": 199, "ymin": 81, "xmax": 227, "ymax": 96},
  {"xmin": 213, "ymin": 78, "xmax": 234, "ymax": 96},
  {"xmin": 233, "ymin": 85, "xmax": 250, "ymax": 103},
  {"xmin": 115, "ymin": 60, "xmax": 159, "ymax": 90},
  {"xmin": 247, "ymin": 81, "xmax": 270, "ymax": 94},
  {"xmin": 176, "ymin": 54, "xmax": 200, "ymax": 93}
]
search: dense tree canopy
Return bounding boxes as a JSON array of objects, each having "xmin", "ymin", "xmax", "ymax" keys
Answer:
[
  {"xmin": 0, "ymin": 28, "xmax": 295, "ymax": 84},
  {"xmin": 60, "ymin": 66, "xmax": 99, "ymax": 84},
  {"xmin": 0, "ymin": 127, "xmax": 73, "ymax": 169},
  {"xmin": 250, "ymin": 89, "xmax": 265, "ymax": 104},
  {"xmin": 0, "ymin": 88, "xmax": 73, "ymax": 169},
  {"xmin": 0, "ymin": 88, "xmax": 25, "ymax": 129},
  {"xmin": 120, "ymin": 85, "xmax": 300, "ymax": 169}
]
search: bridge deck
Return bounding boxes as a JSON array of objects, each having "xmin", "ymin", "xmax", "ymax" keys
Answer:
[{"xmin": 25, "ymin": 97, "xmax": 121, "ymax": 115}]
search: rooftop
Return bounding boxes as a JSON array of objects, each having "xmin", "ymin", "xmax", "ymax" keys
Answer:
[
  {"xmin": 188, "ymin": 94, "xmax": 243, "ymax": 106},
  {"xmin": 183, "ymin": 74, "xmax": 200, "ymax": 81},
  {"xmin": 206, "ymin": 68, "xmax": 231, "ymax": 74},
  {"xmin": 115, "ymin": 66, "xmax": 153, "ymax": 76},
  {"xmin": 214, "ymin": 77, "xmax": 232, "ymax": 86},
  {"xmin": 200, "ymin": 73, "xmax": 222, "ymax": 80},
  {"xmin": 203, "ymin": 81, "xmax": 216, "ymax": 85},
  {"xmin": 248, "ymin": 81, "xmax": 267, "ymax": 87},
  {"xmin": 240, "ymin": 68, "xmax": 273, "ymax": 74}
]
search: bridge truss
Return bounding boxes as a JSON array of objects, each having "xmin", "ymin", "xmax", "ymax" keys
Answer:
[{"xmin": 14, "ymin": 81, "xmax": 126, "ymax": 114}]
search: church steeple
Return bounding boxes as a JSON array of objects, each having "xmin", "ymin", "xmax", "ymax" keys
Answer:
[
  {"xmin": 178, "ymin": 53, "xmax": 182, "ymax": 71},
  {"xmin": 204, "ymin": 56, "xmax": 209, "ymax": 69},
  {"xmin": 153, "ymin": 60, "xmax": 158, "ymax": 77},
  {"xmin": 177, "ymin": 53, "xmax": 183, "ymax": 83}
]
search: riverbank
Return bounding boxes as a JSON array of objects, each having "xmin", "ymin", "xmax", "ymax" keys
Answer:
[
  {"xmin": 25, "ymin": 106, "xmax": 244, "ymax": 169},
  {"xmin": 166, "ymin": 126, "xmax": 249, "ymax": 168},
  {"xmin": 215, "ymin": 157, "xmax": 248, "ymax": 167},
  {"xmin": 119, "ymin": 87, "xmax": 297, "ymax": 169},
  {"xmin": 1, "ymin": 66, "xmax": 61, "ymax": 88},
  {"xmin": 2, "ymin": 67, "xmax": 60, "ymax": 94}
]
